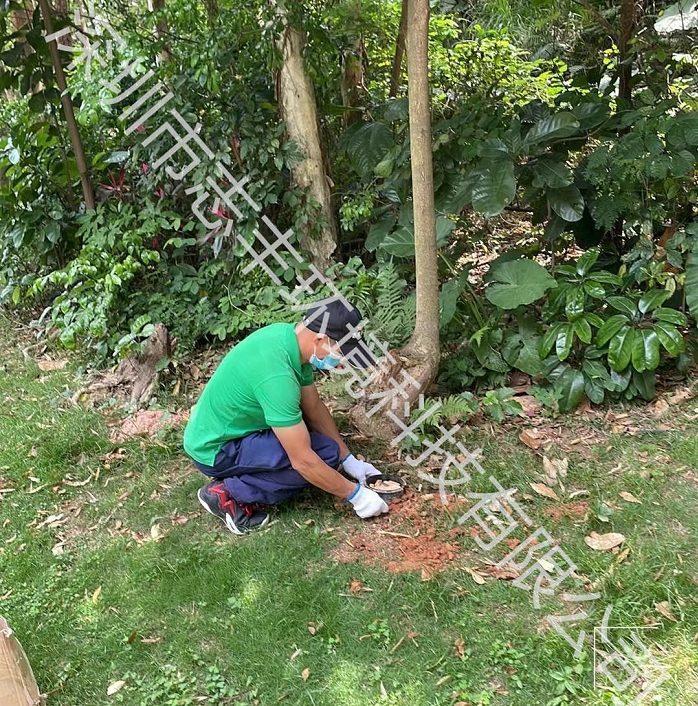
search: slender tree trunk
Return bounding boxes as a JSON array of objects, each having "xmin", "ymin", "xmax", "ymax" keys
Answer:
[
  {"xmin": 389, "ymin": 0, "xmax": 408, "ymax": 98},
  {"xmin": 403, "ymin": 0, "xmax": 439, "ymax": 367},
  {"xmin": 148, "ymin": 0, "xmax": 172, "ymax": 63},
  {"xmin": 341, "ymin": 35, "xmax": 364, "ymax": 128},
  {"xmin": 276, "ymin": 8, "xmax": 338, "ymax": 270},
  {"xmin": 349, "ymin": 0, "xmax": 440, "ymax": 441},
  {"xmin": 617, "ymin": 0, "xmax": 637, "ymax": 106},
  {"xmin": 203, "ymin": 0, "xmax": 218, "ymax": 30},
  {"xmin": 38, "ymin": 0, "xmax": 95, "ymax": 210}
]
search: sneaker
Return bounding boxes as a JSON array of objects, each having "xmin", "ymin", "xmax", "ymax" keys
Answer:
[{"xmin": 197, "ymin": 482, "xmax": 269, "ymax": 535}]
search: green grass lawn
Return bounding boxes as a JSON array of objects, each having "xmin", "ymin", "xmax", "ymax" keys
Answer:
[{"xmin": 1, "ymin": 326, "xmax": 696, "ymax": 706}]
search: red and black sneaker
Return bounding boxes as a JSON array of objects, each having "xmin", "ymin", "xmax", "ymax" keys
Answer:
[{"xmin": 197, "ymin": 482, "xmax": 269, "ymax": 535}]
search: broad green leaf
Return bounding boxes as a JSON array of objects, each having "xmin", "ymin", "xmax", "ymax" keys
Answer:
[
  {"xmin": 608, "ymin": 367, "xmax": 632, "ymax": 392},
  {"xmin": 436, "ymin": 216, "xmax": 456, "ymax": 246},
  {"xmin": 597, "ymin": 315, "xmax": 630, "ymax": 346},
  {"xmin": 565, "ymin": 286, "xmax": 585, "ymax": 320},
  {"xmin": 584, "ymin": 313, "xmax": 604, "ymax": 328},
  {"xmin": 379, "ymin": 226, "xmax": 414, "ymax": 258},
  {"xmin": 576, "ymin": 248, "xmax": 599, "ymax": 276},
  {"xmin": 540, "ymin": 322, "xmax": 562, "ymax": 358},
  {"xmin": 607, "ymin": 296, "xmax": 637, "ymax": 318},
  {"xmin": 684, "ymin": 250, "xmax": 698, "ymax": 322},
  {"xmin": 653, "ymin": 321, "xmax": 685, "ymax": 355},
  {"xmin": 588, "ymin": 271, "xmax": 623, "ymax": 285},
  {"xmin": 366, "ymin": 216, "xmax": 396, "ymax": 252},
  {"xmin": 573, "ymin": 317, "xmax": 592, "ymax": 343},
  {"xmin": 345, "ymin": 122, "xmax": 395, "ymax": 178},
  {"xmin": 45, "ymin": 221, "xmax": 60, "ymax": 244},
  {"xmin": 638, "ymin": 289, "xmax": 671, "ymax": 314},
  {"xmin": 584, "ymin": 376, "xmax": 605, "ymax": 404},
  {"xmin": 608, "ymin": 327, "xmax": 634, "ymax": 371},
  {"xmin": 584, "ymin": 281, "xmax": 605, "ymax": 298},
  {"xmin": 532, "ymin": 157, "xmax": 573, "ymax": 189},
  {"xmin": 471, "ymin": 159, "xmax": 516, "ymax": 217},
  {"xmin": 485, "ymin": 259, "xmax": 557, "ymax": 309},
  {"xmin": 556, "ymin": 324, "xmax": 574, "ymax": 360},
  {"xmin": 524, "ymin": 112, "xmax": 580, "ymax": 146},
  {"xmin": 654, "ymin": 307, "xmax": 688, "ymax": 326},
  {"xmin": 554, "ymin": 367, "xmax": 586, "ymax": 412},
  {"xmin": 583, "ymin": 359, "xmax": 611, "ymax": 381},
  {"xmin": 633, "ymin": 369, "xmax": 656, "ymax": 401},
  {"xmin": 631, "ymin": 329, "xmax": 660, "ymax": 372},
  {"xmin": 548, "ymin": 185, "xmax": 585, "ymax": 222},
  {"xmin": 440, "ymin": 279, "xmax": 460, "ymax": 329}
]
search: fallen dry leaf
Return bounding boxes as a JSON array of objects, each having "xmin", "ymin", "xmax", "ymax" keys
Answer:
[
  {"xmin": 140, "ymin": 637, "xmax": 161, "ymax": 644},
  {"xmin": 584, "ymin": 532, "xmax": 626, "ymax": 551},
  {"xmin": 530, "ymin": 483, "xmax": 560, "ymax": 501},
  {"xmin": 655, "ymin": 601, "xmax": 678, "ymax": 622},
  {"xmin": 37, "ymin": 359, "xmax": 67, "ymax": 371},
  {"xmin": 307, "ymin": 622, "xmax": 316, "ymax": 635},
  {"xmin": 348, "ymin": 579, "xmax": 372, "ymax": 593},
  {"xmin": 615, "ymin": 547, "xmax": 631, "ymax": 564},
  {"xmin": 92, "ymin": 586, "xmax": 102, "ymax": 604},
  {"xmin": 619, "ymin": 491, "xmax": 642, "ymax": 504},
  {"xmin": 454, "ymin": 637, "xmax": 465, "ymax": 658},
  {"xmin": 107, "ymin": 680, "xmax": 126, "ymax": 696},
  {"xmin": 301, "ymin": 668, "xmax": 310, "ymax": 682},
  {"xmin": 519, "ymin": 429, "xmax": 543, "ymax": 450},
  {"xmin": 543, "ymin": 456, "xmax": 568, "ymax": 482},
  {"xmin": 464, "ymin": 567, "xmax": 486, "ymax": 585},
  {"xmin": 172, "ymin": 515, "xmax": 189, "ymax": 526},
  {"xmin": 651, "ymin": 399, "xmax": 670, "ymax": 417},
  {"xmin": 150, "ymin": 524, "xmax": 164, "ymax": 542},
  {"xmin": 290, "ymin": 648, "xmax": 301, "ymax": 661}
]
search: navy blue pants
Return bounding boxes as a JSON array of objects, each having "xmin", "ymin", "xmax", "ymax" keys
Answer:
[{"xmin": 192, "ymin": 429, "xmax": 340, "ymax": 505}]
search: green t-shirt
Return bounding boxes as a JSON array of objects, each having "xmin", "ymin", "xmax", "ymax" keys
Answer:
[{"xmin": 183, "ymin": 323, "xmax": 314, "ymax": 466}]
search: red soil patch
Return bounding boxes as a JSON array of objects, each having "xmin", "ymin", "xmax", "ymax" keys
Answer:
[{"xmin": 330, "ymin": 487, "xmax": 468, "ymax": 577}]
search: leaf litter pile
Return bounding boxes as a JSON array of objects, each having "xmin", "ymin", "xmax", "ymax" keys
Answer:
[{"xmin": 331, "ymin": 487, "xmax": 469, "ymax": 579}]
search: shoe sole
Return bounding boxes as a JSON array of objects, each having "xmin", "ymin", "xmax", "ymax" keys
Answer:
[{"xmin": 197, "ymin": 488, "xmax": 269, "ymax": 535}]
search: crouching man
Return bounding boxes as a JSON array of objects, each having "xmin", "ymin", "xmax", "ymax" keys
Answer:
[{"xmin": 183, "ymin": 300, "xmax": 389, "ymax": 534}]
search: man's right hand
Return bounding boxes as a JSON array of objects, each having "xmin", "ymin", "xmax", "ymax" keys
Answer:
[{"xmin": 347, "ymin": 484, "xmax": 389, "ymax": 519}]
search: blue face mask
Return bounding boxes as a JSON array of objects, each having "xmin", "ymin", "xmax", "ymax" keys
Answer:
[{"xmin": 310, "ymin": 342, "xmax": 342, "ymax": 370}]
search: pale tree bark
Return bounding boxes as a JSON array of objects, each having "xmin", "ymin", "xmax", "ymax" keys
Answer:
[
  {"xmin": 38, "ymin": 0, "xmax": 95, "ymax": 210},
  {"xmin": 275, "ymin": 7, "xmax": 338, "ymax": 270},
  {"xmin": 350, "ymin": 0, "xmax": 440, "ymax": 441},
  {"xmin": 148, "ymin": 0, "xmax": 172, "ymax": 63},
  {"xmin": 389, "ymin": 0, "xmax": 408, "ymax": 98}
]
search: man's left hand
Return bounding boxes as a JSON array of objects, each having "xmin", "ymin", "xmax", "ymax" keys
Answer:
[{"xmin": 342, "ymin": 454, "xmax": 381, "ymax": 484}]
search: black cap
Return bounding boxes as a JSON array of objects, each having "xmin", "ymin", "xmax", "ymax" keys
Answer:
[{"xmin": 303, "ymin": 299, "xmax": 376, "ymax": 368}]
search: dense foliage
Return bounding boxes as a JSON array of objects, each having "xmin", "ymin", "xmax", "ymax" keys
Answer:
[{"xmin": 1, "ymin": 0, "xmax": 697, "ymax": 410}]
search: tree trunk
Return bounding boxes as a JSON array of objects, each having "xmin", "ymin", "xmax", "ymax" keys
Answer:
[
  {"xmin": 203, "ymin": 0, "xmax": 218, "ymax": 30},
  {"xmin": 38, "ymin": 0, "xmax": 95, "ymax": 211},
  {"xmin": 341, "ymin": 35, "xmax": 364, "ymax": 128},
  {"xmin": 276, "ymin": 9, "xmax": 338, "ymax": 271},
  {"xmin": 617, "ymin": 0, "xmax": 637, "ymax": 106},
  {"xmin": 349, "ymin": 0, "xmax": 440, "ymax": 441},
  {"xmin": 403, "ymin": 0, "xmax": 440, "ymax": 369},
  {"xmin": 389, "ymin": 0, "xmax": 408, "ymax": 98},
  {"xmin": 148, "ymin": 0, "xmax": 172, "ymax": 63}
]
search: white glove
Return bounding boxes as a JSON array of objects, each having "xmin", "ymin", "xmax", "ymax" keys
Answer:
[
  {"xmin": 342, "ymin": 454, "xmax": 381, "ymax": 484},
  {"xmin": 347, "ymin": 483, "xmax": 389, "ymax": 519}
]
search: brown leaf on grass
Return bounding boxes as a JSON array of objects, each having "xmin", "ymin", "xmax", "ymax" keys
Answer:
[
  {"xmin": 307, "ymin": 622, "xmax": 316, "ymax": 635},
  {"xmin": 454, "ymin": 637, "xmax": 465, "ymax": 658},
  {"xmin": 519, "ymin": 429, "xmax": 542, "ymax": 450},
  {"xmin": 668, "ymin": 387, "xmax": 695, "ymax": 405},
  {"xmin": 150, "ymin": 524, "xmax": 164, "ymax": 542},
  {"xmin": 127, "ymin": 631, "xmax": 138, "ymax": 644},
  {"xmin": 92, "ymin": 586, "xmax": 102, "ymax": 604},
  {"xmin": 543, "ymin": 456, "xmax": 568, "ymax": 482},
  {"xmin": 37, "ymin": 359, "xmax": 67, "ymax": 371},
  {"xmin": 651, "ymin": 399, "xmax": 670, "ymax": 417},
  {"xmin": 615, "ymin": 547, "xmax": 631, "ymax": 564},
  {"xmin": 348, "ymin": 579, "xmax": 372, "ymax": 593},
  {"xmin": 172, "ymin": 515, "xmax": 189, "ymax": 526},
  {"xmin": 140, "ymin": 637, "xmax": 161, "ymax": 644},
  {"xmin": 530, "ymin": 483, "xmax": 559, "ymax": 501},
  {"xmin": 107, "ymin": 680, "xmax": 126, "ymax": 696},
  {"xmin": 584, "ymin": 532, "xmax": 626, "ymax": 551},
  {"xmin": 464, "ymin": 567, "xmax": 486, "ymax": 585},
  {"xmin": 301, "ymin": 668, "xmax": 310, "ymax": 682},
  {"xmin": 655, "ymin": 601, "xmax": 678, "ymax": 622},
  {"xmin": 619, "ymin": 491, "xmax": 642, "ymax": 504},
  {"xmin": 289, "ymin": 648, "xmax": 301, "ymax": 661}
]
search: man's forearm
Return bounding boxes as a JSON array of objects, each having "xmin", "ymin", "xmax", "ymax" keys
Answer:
[
  {"xmin": 295, "ymin": 457, "xmax": 356, "ymax": 498},
  {"xmin": 304, "ymin": 401, "xmax": 351, "ymax": 459}
]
